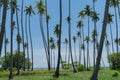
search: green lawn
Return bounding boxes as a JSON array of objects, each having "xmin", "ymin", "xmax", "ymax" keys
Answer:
[{"xmin": 0, "ymin": 69, "xmax": 120, "ymax": 80}]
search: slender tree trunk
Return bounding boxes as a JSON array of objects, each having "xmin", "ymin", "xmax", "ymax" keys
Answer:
[
  {"xmin": 78, "ymin": 34, "xmax": 82, "ymax": 64},
  {"xmin": 9, "ymin": 0, "xmax": 14, "ymax": 79},
  {"xmin": 114, "ymin": 7, "xmax": 119, "ymax": 54},
  {"xmin": 68, "ymin": 0, "xmax": 77, "ymax": 73},
  {"xmin": 28, "ymin": 15, "xmax": 34, "ymax": 71},
  {"xmin": 53, "ymin": 0, "xmax": 62, "ymax": 77},
  {"xmin": 4, "ymin": 27, "xmax": 7, "ymax": 70},
  {"xmin": 25, "ymin": 15, "xmax": 30, "ymax": 71},
  {"xmin": 109, "ymin": 24, "xmax": 114, "ymax": 53},
  {"xmin": 16, "ymin": 6, "xmax": 21, "ymax": 75},
  {"xmin": 74, "ymin": 41, "xmax": 77, "ymax": 62},
  {"xmin": 21, "ymin": 0, "xmax": 26, "ymax": 71},
  {"xmin": 90, "ymin": 0, "xmax": 109, "ymax": 80},
  {"xmin": 65, "ymin": 44, "xmax": 67, "ymax": 63},
  {"xmin": 0, "ymin": 0, "xmax": 8, "ymax": 57},
  {"xmin": 45, "ymin": 0, "xmax": 51, "ymax": 70}
]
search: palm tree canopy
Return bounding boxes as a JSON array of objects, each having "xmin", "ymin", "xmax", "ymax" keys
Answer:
[
  {"xmin": 73, "ymin": 36, "xmax": 76, "ymax": 43},
  {"xmin": 109, "ymin": 0, "xmax": 120, "ymax": 7},
  {"xmin": 85, "ymin": 36, "xmax": 90, "ymax": 43},
  {"xmin": 54, "ymin": 24, "xmax": 60, "ymax": 38},
  {"xmin": 81, "ymin": 44, "xmax": 85, "ymax": 50},
  {"xmin": 25, "ymin": 5, "xmax": 35, "ymax": 16},
  {"xmin": 78, "ymin": 10, "xmax": 86, "ymax": 18},
  {"xmin": 84, "ymin": 5, "xmax": 91, "ymax": 16},
  {"xmin": 10, "ymin": 0, "xmax": 19, "ymax": 14},
  {"xmin": 49, "ymin": 37, "xmax": 54, "ymax": 43},
  {"xmin": 90, "ymin": 11, "xmax": 99, "ymax": 22},
  {"xmin": 77, "ymin": 31, "xmax": 81, "ymax": 37},
  {"xmin": 66, "ymin": 16, "xmax": 71, "ymax": 23},
  {"xmin": 36, "ymin": 0, "xmax": 45, "ymax": 14},
  {"xmin": 63, "ymin": 38, "xmax": 68, "ymax": 44},
  {"xmin": 77, "ymin": 20, "xmax": 83, "ymax": 28},
  {"xmin": 5, "ymin": 38, "xmax": 9, "ymax": 44},
  {"xmin": 107, "ymin": 13, "xmax": 114, "ymax": 24}
]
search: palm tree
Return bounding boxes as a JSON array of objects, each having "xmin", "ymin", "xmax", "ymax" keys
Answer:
[
  {"xmin": 4, "ymin": 38, "xmax": 9, "ymax": 70},
  {"xmin": 63, "ymin": 38, "xmax": 68, "ymax": 63},
  {"xmin": 73, "ymin": 36, "xmax": 77, "ymax": 62},
  {"xmin": 90, "ymin": 0, "xmax": 109, "ymax": 79},
  {"xmin": 45, "ymin": 0, "xmax": 51, "ymax": 70},
  {"xmin": 67, "ymin": 0, "xmax": 77, "ymax": 73},
  {"xmin": 25, "ymin": 5, "xmax": 35, "ymax": 71},
  {"xmin": 50, "ymin": 37, "xmax": 56, "ymax": 69},
  {"xmin": 0, "ymin": 0, "xmax": 8, "ymax": 57},
  {"xmin": 77, "ymin": 21, "xmax": 83, "ymax": 64},
  {"xmin": 107, "ymin": 13, "xmax": 114, "ymax": 53},
  {"xmin": 36, "ymin": 0, "xmax": 51, "ymax": 70},
  {"xmin": 109, "ymin": 0, "xmax": 119, "ymax": 54},
  {"xmin": 84, "ymin": 4, "xmax": 92, "ymax": 70},
  {"xmin": 54, "ymin": 0, "xmax": 62, "ymax": 77},
  {"xmin": 21, "ymin": 0, "xmax": 26, "ymax": 71},
  {"xmin": 90, "ymin": 11, "xmax": 99, "ymax": 68}
]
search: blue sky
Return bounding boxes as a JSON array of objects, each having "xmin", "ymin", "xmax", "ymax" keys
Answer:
[{"xmin": 1, "ymin": 0, "xmax": 119, "ymax": 68}]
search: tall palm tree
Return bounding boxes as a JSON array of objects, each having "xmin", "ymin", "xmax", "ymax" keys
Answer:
[
  {"xmin": 84, "ymin": 4, "xmax": 92, "ymax": 70},
  {"xmin": 54, "ymin": 0, "xmax": 62, "ymax": 77},
  {"xmin": 63, "ymin": 38, "xmax": 68, "ymax": 63},
  {"xmin": 109, "ymin": 0, "xmax": 119, "ymax": 54},
  {"xmin": 0, "ymin": 0, "xmax": 8, "ymax": 57},
  {"xmin": 77, "ymin": 21, "xmax": 83, "ymax": 64},
  {"xmin": 21, "ymin": 0, "xmax": 26, "ymax": 71},
  {"xmin": 25, "ymin": 5, "xmax": 35, "ymax": 71},
  {"xmin": 36, "ymin": 0, "xmax": 50, "ymax": 70},
  {"xmin": 90, "ymin": 0, "xmax": 109, "ymax": 79},
  {"xmin": 107, "ymin": 13, "xmax": 114, "ymax": 53},
  {"xmin": 90, "ymin": 11, "xmax": 99, "ymax": 68},
  {"xmin": 15, "ymin": 0, "xmax": 21, "ymax": 75},
  {"xmin": 9, "ymin": 0, "xmax": 15, "ymax": 79},
  {"xmin": 72, "ymin": 36, "xmax": 77, "ymax": 62},
  {"xmin": 4, "ymin": 38, "xmax": 9, "ymax": 70},
  {"xmin": 67, "ymin": 0, "xmax": 77, "ymax": 73},
  {"xmin": 50, "ymin": 37, "xmax": 56, "ymax": 69},
  {"xmin": 45, "ymin": 0, "xmax": 51, "ymax": 70}
]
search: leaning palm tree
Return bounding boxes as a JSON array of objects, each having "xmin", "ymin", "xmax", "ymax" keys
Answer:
[
  {"xmin": 36, "ymin": 0, "xmax": 50, "ymax": 70},
  {"xmin": 0, "ymin": 0, "xmax": 8, "ymax": 57},
  {"xmin": 25, "ymin": 5, "xmax": 35, "ymax": 71},
  {"xmin": 45, "ymin": 0, "xmax": 51, "ymax": 70},
  {"xmin": 90, "ymin": 0, "xmax": 109, "ymax": 79}
]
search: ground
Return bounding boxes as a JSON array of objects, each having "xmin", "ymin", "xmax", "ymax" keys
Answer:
[{"xmin": 0, "ymin": 69, "xmax": 120, "ymax": 80}]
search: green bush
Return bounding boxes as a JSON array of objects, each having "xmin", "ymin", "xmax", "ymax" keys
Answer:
[
  {"xmin": 108, "ymin": 53, "xmax": 120, "ymax": 70},
  {"xmin": 112, "ymin": 71, "xmax": 119, "ymax": 77},
  {"xmin": 77, "ymin": 64, "xmax": 85, "ymax": 71}
]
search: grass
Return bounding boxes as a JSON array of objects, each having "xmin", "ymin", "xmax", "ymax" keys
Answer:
[{"xmin": 0, "ymin": 69, "xmax": 120, "ymax": 80}]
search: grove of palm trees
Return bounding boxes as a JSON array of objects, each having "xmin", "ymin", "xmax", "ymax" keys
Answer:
[{"xmin": 0, "ymin": 0, "xmax": 120, "ymax": 80}]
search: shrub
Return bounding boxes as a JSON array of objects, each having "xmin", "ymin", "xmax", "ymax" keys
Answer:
[
  {"xmin": 108, "ymin": 53, "xmax": 120, "ymax": 70},
  {"xmin": 112, "ymin": 71, "xmax": 119, "ymax": 77},
  {"xmin": 77, "ymin": 64, "xmax": 85, "ymax": 71}
]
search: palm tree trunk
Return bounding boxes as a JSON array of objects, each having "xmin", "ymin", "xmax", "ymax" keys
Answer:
[
  {"xmin": 45, "ymin": 0, "xmax": 51, "ymax": 70},
  {"xmin": 109, "ymin": 24, "xmax": 114, "ymax": 53},
  {"xmin": 28, "ymin": 15, "xmax": 34, "ymax": 71},
  {"xmin": 68, "ymin": 0, "xmax": 77, "ymax": 73},
  {"xmin": 21, "ymin": 0, "xmax": 26, "ymax": 71},
  {"xmin": 4, "ymin": 27, "xmax": 7, "ymax": 70},
  {"xmin": 114, "ymin": 7, "xmax": 119, "ymax": 54},
  {"xmin": 16, "ymin": 6, "xmax": 21, "ymax": 75},
  {"xmin": 54, "ymin": 0, "xmax": 62, "ymax": 78},
  {"xmin": 90, "ymin": 0, "xmax": 109, "ymax": 79},
  {"xmin": 0, "ymin": 0, "xmax": 8, "ymax": 57},
  {"xmin": 9, "ymin": 0, "xmax": 14, "ymax": 79},
  {"xmin": 25, "ymin": 15, "xmax": 30, "ymax": 71}
]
